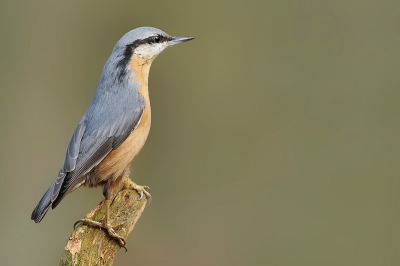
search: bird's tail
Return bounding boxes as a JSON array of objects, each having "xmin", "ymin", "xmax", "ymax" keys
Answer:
[{"xmin": 31, "ymin": 182, "xmax": 55, "ymax": 223}]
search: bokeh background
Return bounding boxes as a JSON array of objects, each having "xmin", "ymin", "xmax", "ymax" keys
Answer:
[{"xmin": 1, "ymin": 1, "xmax": 400, "ymax": 265}]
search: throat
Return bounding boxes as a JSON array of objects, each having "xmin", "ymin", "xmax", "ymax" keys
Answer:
[
  {"xmin": 129, "ymin": 54, "xmax": 151, "ymax": 111},
  {"xmin": 129, "ymin": 54, "xmax": 155, "ymax": 87}
]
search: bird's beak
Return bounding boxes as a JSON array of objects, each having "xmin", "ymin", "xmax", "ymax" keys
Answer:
[{"xmin": 168, "ymin": 36, "xmax": 195, "ymax": 46}]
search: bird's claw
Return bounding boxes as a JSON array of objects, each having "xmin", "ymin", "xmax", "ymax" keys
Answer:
[
  {"xmin": 123, "ymin": 179, "xmax": 152, "ymax": 206},
  {"xmin": 74, "ymin": 220, "xmax": 83, "ymax": 230},
  {"xmin": 137, "ymin": 185, "xmax": 150, "ymax": 200},
  {"xmin": 73, "ymin": 218, "xmax": 128, "ymax": 251},
  {"xmin": 136, "ymin": 185, "xmax": 152, "ymax": 207}
]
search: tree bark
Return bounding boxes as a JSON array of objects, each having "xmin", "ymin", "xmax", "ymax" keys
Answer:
[{"xmin": 60, "ymin": 189, "xmax": 147, "ymax": 266}]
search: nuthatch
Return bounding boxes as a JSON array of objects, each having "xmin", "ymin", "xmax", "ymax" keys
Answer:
[{"xmin": 31, "ymin": 27, "xmax": 194, "ymax": 248}]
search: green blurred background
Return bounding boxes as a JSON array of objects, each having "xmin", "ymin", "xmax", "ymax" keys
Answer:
[{"xmin": 1, "ymin": 0, "xmax": 400, "ymax": 265}]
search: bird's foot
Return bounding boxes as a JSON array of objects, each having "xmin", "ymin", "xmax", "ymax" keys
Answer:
[
  {"xmin": 123, "ymin": 178, "xmax": 152, "ymax": 206},
  {"xmin": 74, "ymin": 218, "xmax": 127, "ymax": 251}
]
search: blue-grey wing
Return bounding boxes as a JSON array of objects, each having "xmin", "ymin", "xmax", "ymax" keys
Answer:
[
  {"xmin": 54, "ymin": 106, "xmax": 144, "ymax": 205},
  {"xmin": 31, "ymin": 105, "xmax": 144, "ymax": 223}
]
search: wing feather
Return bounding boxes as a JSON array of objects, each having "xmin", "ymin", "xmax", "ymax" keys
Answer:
[
  {"xmin": 52, "ymin": 119, "xmax": 86, "ymax": 202},
  {"xmin": 51, "ymin": 106, "xmax": 144, "ymax": 208}
]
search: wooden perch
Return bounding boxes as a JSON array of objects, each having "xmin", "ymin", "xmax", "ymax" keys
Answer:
[{"xmin": 60, "ymin": 189, "xmax": 147, "ymax": 266}]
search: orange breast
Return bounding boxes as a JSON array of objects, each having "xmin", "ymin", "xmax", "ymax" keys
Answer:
[{"xmin": 94, "ymin": 101, "xmax": 151, "ymax": 182}]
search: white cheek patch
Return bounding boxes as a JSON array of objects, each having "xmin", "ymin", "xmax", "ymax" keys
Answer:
[{"xmin": 134, "ymin": 43, "xmax": 168, "ymax": 58}]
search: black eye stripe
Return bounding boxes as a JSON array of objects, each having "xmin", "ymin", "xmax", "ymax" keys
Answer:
[
  {"xmin": 125, "ymin": 35, "xmax": 171, "ymax": 50},
  {"xmin": 146, "ymin": 34, "xmax": 170, "ymax": 44}
]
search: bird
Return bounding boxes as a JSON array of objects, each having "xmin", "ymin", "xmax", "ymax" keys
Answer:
[{"xmin": 31, "ymin": 27, "xmax": 194, "ymax": 248}]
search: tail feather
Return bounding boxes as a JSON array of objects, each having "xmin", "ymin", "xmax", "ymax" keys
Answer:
[{"xmin": 31, "ymin": 182, "xmax": 55, "ymax": 223}]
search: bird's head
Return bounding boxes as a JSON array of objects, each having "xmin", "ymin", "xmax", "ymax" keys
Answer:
[
  {"xmin": 126, "ymin": 27, "xmax": 193, "ymax": 59},
  {"xmin": 111, "ymin": 27, "xmax": 194, "ymax": 83}
]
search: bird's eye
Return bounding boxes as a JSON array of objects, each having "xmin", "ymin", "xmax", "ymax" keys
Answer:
[{"xmin": 153, "ymin": 35, "xmax": 161, "ymax": 43}]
